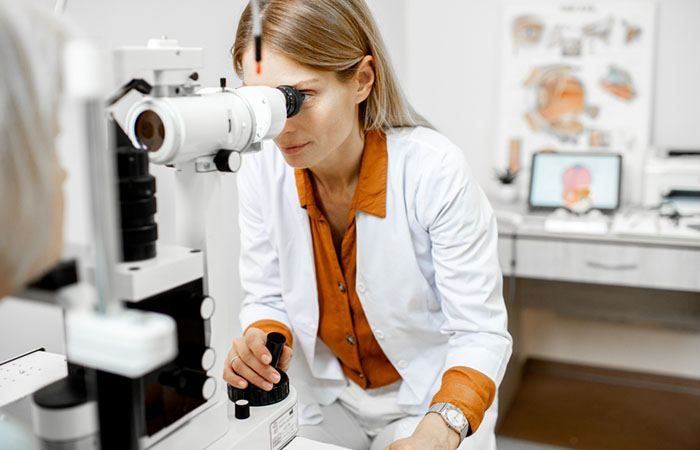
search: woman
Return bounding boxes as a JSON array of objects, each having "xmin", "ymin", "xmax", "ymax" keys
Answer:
[
  {"xmin": 0, "ymin": 1, "xmax": 68, "ymax": 448},
  {"xmin": 222, "ymin": 1, "xmax": 512, "ymax": 449}
]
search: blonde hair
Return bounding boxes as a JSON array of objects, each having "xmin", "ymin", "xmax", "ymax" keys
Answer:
[
  {"xmin": 232, "ymin": 0, "xmax": 430, "ymax": 132},
  {"xmin": 0, "ymin": 1, "xmax": 67, "ymax": 290}
]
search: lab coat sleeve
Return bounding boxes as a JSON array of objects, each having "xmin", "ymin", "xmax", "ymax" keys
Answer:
[
  {"xmin": 236, "ymin": 156, "xmax": 293, "ymax": 333},
  {"xmin": 416, "ymin": 144, "xmax": 512, "ymax": 386}
]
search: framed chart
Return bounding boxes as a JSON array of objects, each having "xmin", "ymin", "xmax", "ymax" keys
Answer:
[{"xmin": 496, "ymin": 0, "xmax": 656, "ymax": 204}]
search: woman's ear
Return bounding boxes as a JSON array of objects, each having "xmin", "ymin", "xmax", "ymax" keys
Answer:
[{"xmin": 354, "ymin": 55, "xmax": 375, "ymax": 104}]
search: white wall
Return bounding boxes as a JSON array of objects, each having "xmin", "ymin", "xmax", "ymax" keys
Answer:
[
  {"xmin": 652, "ymin": 0, "xmax": 700, "ymax": 148},
  {"xmin": 403, "ymin": 0, "xmax": 504, "ymax": 194},
  {"xmin": 366, "ymin": 0, "xmax": 408, "ymax": 80},
  {"xmin": 402, "ymin": 0, "xmax": 700, "ymax": 195},
  {"xmin": 398, "ymin": 0, "xmax": 700, "ymax": 378}
]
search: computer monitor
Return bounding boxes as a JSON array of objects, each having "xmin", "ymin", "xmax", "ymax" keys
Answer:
[{"xmin": 528, "ymin": 152, "xmax": 622, "ymax": 213}]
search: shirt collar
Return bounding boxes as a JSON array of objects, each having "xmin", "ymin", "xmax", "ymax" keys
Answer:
[{"xmin": 294, "ymin": 130, "xmax": 387, "ymax": 219}]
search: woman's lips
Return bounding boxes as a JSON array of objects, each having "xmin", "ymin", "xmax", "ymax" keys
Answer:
[{"xmin": 279, "ymin": 142, "xmax": 308, "ymax": 155}]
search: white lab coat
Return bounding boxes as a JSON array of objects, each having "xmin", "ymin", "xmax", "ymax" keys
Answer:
[{"xmin": 236, "ymin": 126, "xmax": 512, "ymax": 444}]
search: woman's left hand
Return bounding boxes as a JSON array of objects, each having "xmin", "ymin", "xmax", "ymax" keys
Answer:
[{"xmin": 384, "ymin": 413, "xmax": 460, "ymax": 450}]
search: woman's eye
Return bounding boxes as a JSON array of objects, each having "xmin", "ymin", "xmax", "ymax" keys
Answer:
[{"xmin": 301, "ymin": 93, "xmax": 313, "ymax": 102}]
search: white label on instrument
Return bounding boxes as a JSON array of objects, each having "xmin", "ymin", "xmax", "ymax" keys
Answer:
[
  {"xmin": 0, "ymin": 350, "xmax": 67, "ymax": 407},
  {"xmin": 270, "ymin": 403, "xmax": 298, "ymax": 450}
]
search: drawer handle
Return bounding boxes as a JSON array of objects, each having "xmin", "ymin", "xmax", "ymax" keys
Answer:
[{"xmin": 585, "ymin": 261, "xmax": 639, "ymax": 271}]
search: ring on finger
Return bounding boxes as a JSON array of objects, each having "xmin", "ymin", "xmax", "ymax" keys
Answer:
[{"xmin": 229, "ymin": 355, "xmax": 240, "ymax": 367}]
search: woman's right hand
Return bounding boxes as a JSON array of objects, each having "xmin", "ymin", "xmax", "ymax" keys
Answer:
[{"xmin": 223, "ymin": 327, "xmax": 293, "ymax": 391}]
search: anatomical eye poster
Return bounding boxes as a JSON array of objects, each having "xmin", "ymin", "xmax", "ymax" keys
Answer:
[{"xmin": 495, "ymin": 0, "xmax": 656, "ymax": 196}]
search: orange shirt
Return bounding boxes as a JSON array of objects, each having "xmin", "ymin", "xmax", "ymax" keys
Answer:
[
  {"xmin": 295, "ymin": 131, "xmax": 400, "ymax": 389},
  {"xmin": 248, "ymin": 130, "xmax": 496, "ymax": 432}
]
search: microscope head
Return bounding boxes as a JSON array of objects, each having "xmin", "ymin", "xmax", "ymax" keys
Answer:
[{"xmin": 112, "ymin": 39, "xmax": 304, "ymax": 165}]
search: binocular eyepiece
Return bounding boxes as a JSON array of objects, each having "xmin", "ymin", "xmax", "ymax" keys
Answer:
[
  {"xmin": 276, "ymin": 85, "xmax": 304, "ymax": 119},
  {"xmin": 128, "ymin": 84, "xmax": 304, "ymax": 164}
]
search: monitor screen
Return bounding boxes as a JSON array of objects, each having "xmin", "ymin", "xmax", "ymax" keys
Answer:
[{"xmin": 528, "ymin": 152, "xmax": 622, "ymax": 212}]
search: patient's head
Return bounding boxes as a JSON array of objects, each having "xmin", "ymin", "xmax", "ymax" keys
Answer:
[{"xmin": 0, "ymin": 0, "xmax": 68, "ymax": 295}]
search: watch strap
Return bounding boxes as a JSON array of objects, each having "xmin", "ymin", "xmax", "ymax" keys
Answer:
[{"xmin": 427, "ymin": 402, "xmax": 470, "ymax": 444}]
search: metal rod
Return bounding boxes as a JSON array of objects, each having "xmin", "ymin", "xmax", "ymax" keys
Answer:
[{"xmin": 84, "ymin": 100, "xmax": 122, "ymax": 315}]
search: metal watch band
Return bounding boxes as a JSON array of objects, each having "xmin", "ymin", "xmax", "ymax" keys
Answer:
[{"xmin": 426, "ymin": 402, "xmax": 470, "ymax": 444}]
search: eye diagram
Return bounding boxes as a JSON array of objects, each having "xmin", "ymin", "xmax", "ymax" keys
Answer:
[{"xmin": 523, "ymin": 65, "xmax": 599, "ymax": 142}]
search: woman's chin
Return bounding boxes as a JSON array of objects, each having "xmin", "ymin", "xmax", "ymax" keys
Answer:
[{"xmin": 280, "ymin": 151, "xmax": 311, "ymax": 169}]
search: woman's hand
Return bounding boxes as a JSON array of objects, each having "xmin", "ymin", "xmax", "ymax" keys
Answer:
[
  {"xmin": 222, "ymin": 327, "xmax": 293, "ymax": 391},
  {"xmin": 384, "ymin": 413, "xmax": 460, "ymax": 450}
]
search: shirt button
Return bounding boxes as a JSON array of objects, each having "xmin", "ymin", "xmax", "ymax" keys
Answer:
[
  {"xmin": 358, "ymin": 373, "xmax": 365, "ymax": 379},
  {"xmin": 397, "ymin": 360, "xmax": 408, "ymax": 369},
  {"xmin": 338, "ymin": 282, "xmax": 346, "ymax": 293},
  {"xmin": 357, "ymin": 283, "xmax": 366, "ymax": 294},
  {"xmin": 346, "ymin": 334, "xmax": 356, "ymax": 345},
  {"xmin": 374, "ymin": 329, "xmax": 385, "ymax": 340}
]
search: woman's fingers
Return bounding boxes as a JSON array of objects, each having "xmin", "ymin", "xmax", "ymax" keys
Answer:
[
  {"xmin": 229, "ymin": 352, "xmax": 275, "ymax": 391},
  {"xmin": 223, "ymin": 347, "xmax": 248, "ymax": 388},
  {"xmin": 245, "ymin": 328, "xmax": 272, "ymax": 364},
  {"xmin": 223, "ymin": 363, "xmax": 249, "ymax": 389},
  {"xmin": 234, "ymin": 337, "xmax": 281, "ymax": 388}
]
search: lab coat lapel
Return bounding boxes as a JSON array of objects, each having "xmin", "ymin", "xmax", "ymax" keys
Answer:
[{"xmin": 281, "ymin": 169, "xmax": 320, "ymax": 367}]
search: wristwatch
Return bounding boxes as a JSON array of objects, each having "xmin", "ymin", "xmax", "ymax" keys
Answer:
[{"xmin": 426, "ymin": 402, "xmax": 470, "ymax": 444}]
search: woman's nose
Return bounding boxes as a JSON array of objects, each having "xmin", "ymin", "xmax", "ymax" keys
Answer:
[{"xmin": 282, "ymin": 116, "xmax": 297, "ymax": 133}]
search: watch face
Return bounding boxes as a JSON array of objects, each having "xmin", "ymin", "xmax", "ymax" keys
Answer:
[{"xmin": 446, "ymin": 408, "xmax": 468, "ymax": 429}]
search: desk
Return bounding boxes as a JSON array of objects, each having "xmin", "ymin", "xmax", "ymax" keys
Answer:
[
  {"xmin": 495, "ymin": 206, "xmax": 700, "ymax": 293},
  {"xmin": 494, "ymin": 203, "xmax": 700, "ymax": 336},
  {"xmin": 492, "ymin": 204, "xmax": 700, "ymax": 430}
]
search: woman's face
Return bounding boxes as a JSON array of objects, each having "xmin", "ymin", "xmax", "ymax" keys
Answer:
[{"xmin": 241, "ymin": 48, "xmax": 362, "ymax": 169}]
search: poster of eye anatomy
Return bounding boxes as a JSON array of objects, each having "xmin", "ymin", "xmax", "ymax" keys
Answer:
[{"xmin": 496, "ymin": 0, "xmax": 656, "ymax": 203}]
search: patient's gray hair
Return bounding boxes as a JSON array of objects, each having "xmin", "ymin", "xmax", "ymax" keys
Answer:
[{"xmin": 0, "ymin": 0, "xmax": 67, "ymax": 289}]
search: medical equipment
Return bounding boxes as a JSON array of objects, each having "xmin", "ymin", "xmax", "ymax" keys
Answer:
[
  {"xmin": 126, "ymin": 82, "xmax": 297, "ymax": 164},
  {"xmin": 2, "ymin": 36, "xmax": 306, "ymax": 450},
  {"xmin": 113, "ymin": 38, "xmax": 302, "ymax": 166},
  {"xmin": 642, "ymin": 149, "xmax": 700, "ymax": 213}
]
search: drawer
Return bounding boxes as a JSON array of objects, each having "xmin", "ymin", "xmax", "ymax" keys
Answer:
[{"xmin": 514, "ymin": 238, "xmax": 700, "ymax": 292}]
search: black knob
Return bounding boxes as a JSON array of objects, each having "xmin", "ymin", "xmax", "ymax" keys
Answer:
[
  {"xmin": 214, "ymin": 150, "xmax": 241, "ymax": 173},
  {"xmin": 235, "ymin": 399, "xmax": 250, "ymax": 420},
  {"xmin": 220, "ymin": 77, "xmax": 227, "ymax": 89},
  {"xmin": 116, "ymin": 147, "xmax": 158, "ymax": 262},
  {"xmin": 227, "ymin": 370, "xmax": 289, "ymax": 406},
  {"xmin": 266, "ymin": 332, "xmax": 286, "ymax": 369}
]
